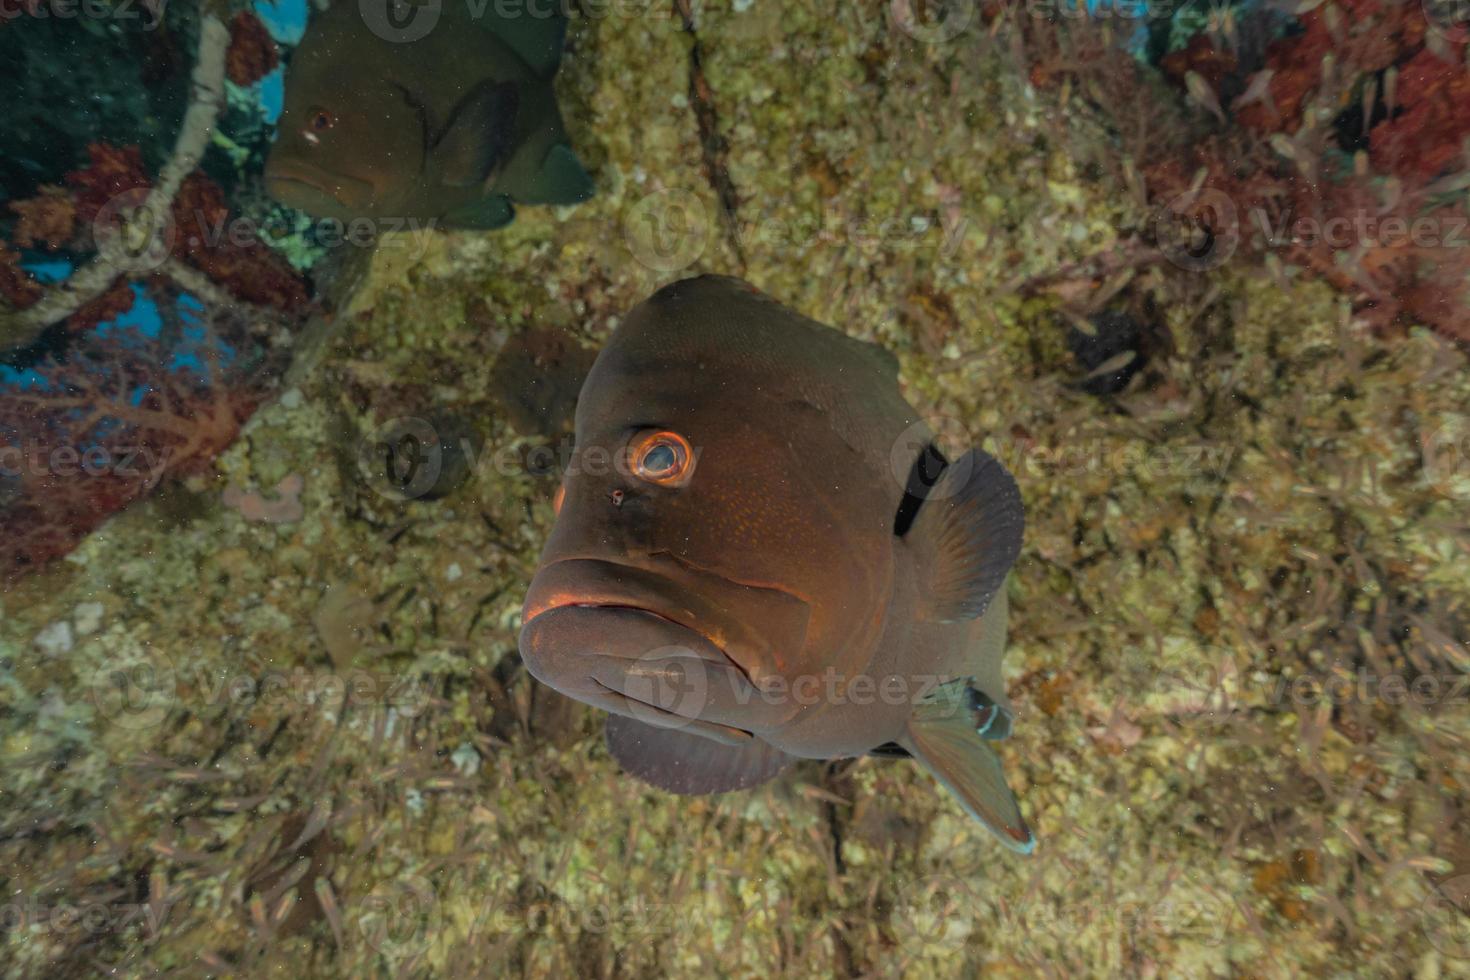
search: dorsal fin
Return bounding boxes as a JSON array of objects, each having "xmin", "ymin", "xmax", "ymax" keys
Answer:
[{"xmin": 480, "ymin": 3, "xmax": 567, "ymax": 77}]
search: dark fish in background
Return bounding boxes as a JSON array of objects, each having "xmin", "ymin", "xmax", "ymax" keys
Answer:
[
  {"xmin": 518, "ymin": 276, "xmax": 1035, "ymax": 853},
  {"xmin": 263, "ymin": 0, "xmax": 593, "ymax": 230}
]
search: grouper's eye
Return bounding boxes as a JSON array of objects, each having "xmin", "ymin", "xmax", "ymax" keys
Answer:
[
  {"xmin": 629, "ymin": 430, "xmax": 694, "ymax": 488},
  {"xmin": 303, "ymin": 107, "xmax": 337, "ymax": 143}
]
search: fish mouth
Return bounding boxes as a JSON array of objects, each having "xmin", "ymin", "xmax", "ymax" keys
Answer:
[
  {"xmin": 262, "ymin": 160, "xmax": 375, "ymax": 214},
  {"xmin": 521, "ymin": 555, "xmax": 810, "ymax": 680},
  {"xmin": 518, "ymin": 557, "xmax": 810, "ymax": 736}
]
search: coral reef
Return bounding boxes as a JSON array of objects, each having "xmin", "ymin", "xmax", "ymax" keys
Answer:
[
  {"xmin": 0, "ymin": 283, "xmax": 288, "ymax": 574},
  {"xmin": 0, "ymin": 137, "xmax": 310, "ymax": 576},
  {"xmin": 0, "ymin": 0, "xmax": 311, "ymax": 578},
  {"xmin": 224, "ymin": 9, "xmax": 279, "ymax": 88},
  {"xmin": 1001, "ymin": 0, "xmax": 1470, "ymax": 342}
]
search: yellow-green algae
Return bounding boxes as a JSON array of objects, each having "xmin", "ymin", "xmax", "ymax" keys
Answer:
[{"xmin": 2, "ymin": 4, "xmax": 1469, "ymax": 978}]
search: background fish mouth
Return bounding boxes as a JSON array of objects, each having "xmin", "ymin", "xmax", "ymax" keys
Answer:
[{"xmin": 263, "ymin": 163, "xmax": 374, "ymax": 212}]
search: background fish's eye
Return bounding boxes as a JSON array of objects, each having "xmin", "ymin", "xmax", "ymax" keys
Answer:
[
  {"xmin": 630, "ymin": 430, "xmax": 693, "ymax": 487},
  {"xmin": 308, "ymin": 108, "xmax": 336, "ymax": 133}
]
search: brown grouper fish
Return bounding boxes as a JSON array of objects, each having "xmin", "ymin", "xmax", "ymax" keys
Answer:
[
  {"xmin": 518, "ymin": 276, "xmax": 1035, "ymax": 853},
  {"xmin": 263, "ymin": 0, "xmax": 592, "ymax": 230}
]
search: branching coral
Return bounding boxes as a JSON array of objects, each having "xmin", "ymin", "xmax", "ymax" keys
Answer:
[
  {"xmin": 224, "ymin": 9, "xmax": 279, "ymax": 88},
  {"xmin": 0, "ymin": 282, "xmax": 288, "ymax": 577},
  {"xmin": 0, "ymin": 2, "xmax": 312, "ymax": 578},
  {"xmin": 0, "ymin": 2, "xmax": 276, "ymax": 350}
]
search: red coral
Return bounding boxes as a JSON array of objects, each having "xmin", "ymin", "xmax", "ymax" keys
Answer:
[
  {"xmin": 64, "ymin": 143, "xmax": 151, "ymax": 225},
  {"xmin": 170, "ymin": 174, "xmax": 310, "ymax": 312},
  {"xmin": 1369, "ymin": 47, "xmax": 1470, "ymax": 181},
  {"xmin": 0, "ymin": 247, "xmax": 43, "ymax": 309},
  {"xmin": 0, "ymin": 141, "xmax": 311, "ymax": 577},
  {"xmin": 1012, "ymin": 2, "xmax": 1470, "ymax": 345},
  {"xmin": 1160, "ymin": 34, "xmax": 1238, "ymax": 90},
  {"xmin": 9, "ymin": 186, "xmax": 78, "ymax": 252},
  {"xmin": 225, "ymin": 10, "xmax": 279, "ymax": 87},
  {"xmin": 1145, "ymin": 145, "xmax": 1470, "ymax": 342},
  {"xmin": 1237, "ymin": 0, "xmax": 1426, "ymax": 133},
  {"xmin": 46, "ymin": 143, "xmax": 311, "ymax": 314},
  {"xmin": 0, "ymin": 287, "xmax": 284, "ymax": 578},
  {"xmin": 66, "ymin": 278, "xmax": 136, "ymax": 334},
  {"xmin": 1231, "ymin": 0, "xmax": 1470, "ymax": 176}
]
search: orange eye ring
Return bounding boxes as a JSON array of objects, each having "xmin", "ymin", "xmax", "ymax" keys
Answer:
[
  {"xmin": 629, "ymin": 430, "xmax": 694, "ymax": 487},
  {"xmin": 552, "ymin": 484, "xmax": 566, "ymax": 514}
]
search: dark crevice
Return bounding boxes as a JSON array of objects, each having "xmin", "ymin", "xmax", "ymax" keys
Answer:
[
  {"xmin": 821, "ymin": 759, "xmax": 863, "ymax": 977},
  {"xmin": 672, "ymin": 0, "xmax": 746, "ymax": 268}
]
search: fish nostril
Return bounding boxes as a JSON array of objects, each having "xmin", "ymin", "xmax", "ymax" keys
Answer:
[{"xmin": 609, "ymin": 489, "xmax": 624, "ymax": 508}]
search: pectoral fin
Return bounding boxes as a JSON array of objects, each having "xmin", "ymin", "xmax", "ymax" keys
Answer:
[
  {"xmin": 910, "ymin": 448, "xmax": 1024, "ymax": 622},
  {"xmin": 898, "ymin": 679, "xmax": 1034, "ymax": 854},
  {"xmin": 432, "ymin": 81, "xmax": 520, "ymax": 188},
  {"xmin": 517, "ymin": 143, "xmax": 595, "ymax": 205},
  {"xmin": 442, "ymin": 194, "xmax": 516, "ymax": 230},
  {"xmin": 604, "ymin": 714, "xmax": 795, "ymax": 795}
]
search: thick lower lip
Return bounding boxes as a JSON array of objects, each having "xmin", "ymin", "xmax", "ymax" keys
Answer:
[
  {"xmin": 521, "ymin": 556, "xmax": 809, "ymax": 682},
  {"xmin": 518, "ymin": 603, "xmax": 796, "ymax": 735},
  {"xmin": 524, "ymin": 601, "xmax": 730, "ymax": 666},
  {"xmin": 263, "ymin": 164, "xmax": 373, "ymax": 210},
  {"xmin": 588, "ymin": 678, "xmax": 754, "ymax": 746}
]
